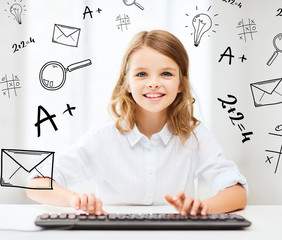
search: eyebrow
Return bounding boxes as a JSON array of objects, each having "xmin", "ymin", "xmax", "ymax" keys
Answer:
[{"xmin": 132, "ymin": 67, "xmax": 177, "ymax": 72}]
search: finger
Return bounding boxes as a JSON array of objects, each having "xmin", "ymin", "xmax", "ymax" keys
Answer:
[
  {"xmin": 200, "ymin": 203, "xmax": 208, "ymax": 216},
  {"xmin": 173, "ymin": 190, "xmax": 186, "ymax": 202},
  {"xmin": 102, "ymin": 209, "xmax": 109, "ymax": 215},
  {"xmin": 181, "ymin": 196, "xmax": 194, "ymax": 215},
  {"xmin": 70, "ymin": 195, "xmax": 80, "ymax": 210},
  {"xmin": 87, "ymin": 193, "xmax": 96, "ymax": 214},
  {"xmin": 95, "ymin": 198, "xmax": 103, "ymax": 215},
  {"xmin": 165, "ymin": 194, "xmax": 182, "ymax": 211},
  {"xmin": 80, "ymin": 194, "xmax": 88, "ymax": 211},
  {"xmin": 190, "ymin": 199, "xmax": 201, "ymax": 216}
]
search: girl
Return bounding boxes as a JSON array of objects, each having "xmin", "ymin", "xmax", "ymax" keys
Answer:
[{"xmin": 27, "ymin": 30, "xmax": 247, "ymax": 216}]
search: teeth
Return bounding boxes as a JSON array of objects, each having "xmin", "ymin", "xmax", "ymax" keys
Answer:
[{"xmin": 145, "ymin": 94, "xmax": 163, "ymax": 98}]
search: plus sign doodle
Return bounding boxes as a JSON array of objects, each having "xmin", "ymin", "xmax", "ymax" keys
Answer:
[{"xmin": 0, "ymin": 74, "xmax": 21, "ymax": 98}]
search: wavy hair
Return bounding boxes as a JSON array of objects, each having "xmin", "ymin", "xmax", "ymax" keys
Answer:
[{"xmin": 109, "ymin": 30, "xmax": 199, "ymax": 144}]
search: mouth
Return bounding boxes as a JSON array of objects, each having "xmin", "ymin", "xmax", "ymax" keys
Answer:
[{"xmin": 143, "ymin": 93, "xmax": 166, "ymax": 100}]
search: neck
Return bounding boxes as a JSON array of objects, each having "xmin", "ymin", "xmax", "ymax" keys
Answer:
[{"xmin": 135, "ymin": 107, "xmax": 167, "ymax": 139}]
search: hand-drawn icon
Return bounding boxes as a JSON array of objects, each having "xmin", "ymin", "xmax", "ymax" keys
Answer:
[
  {"xmin": 4, "ymin": 0, "xmax": 27, "ymax": 24},
  {"xmin": 265, "ymin": 145, "xmax": 282, "ymax": 174},
  {"xmin": 123, "ymin": 0, "xmax": 144, "ymax": 10},
  {"xmin": 0, "ymin": 74, "xmax": 21, "ymax": 98},
  {"xmin": 52, "ymin": 24, "xmax": 81, "ymax": 47},
  {"xmin": 39, "ymin": 59, "xmax": 92, "ymax": 91},
  {"xmin": 192, "ymin": 14, "xmax": 212, "ymax": 47},
  {"xmin": 265, "ymin": 124, "xmax": 282, "ymax": 174},
  {"xmin": 0, "ymin": 149, "xmax": 54, "ymax": 190},
  {"xmin": 116, "ymin": 14, "xmax": 131, "ymax": 31},
  {"xmin": 250, "ymin": 78, "xmax": 282, "ymax": 107},
  {"xmin": 185, "ymin": 6, "xmax": 219, "ymax": 47},
  {"xmin": 267, "ymin": 33, "xmax": 282, "ymax": 66},
  {"xmin": 237, "ymin": 18, "xmax": 257, "ymax": 42}
]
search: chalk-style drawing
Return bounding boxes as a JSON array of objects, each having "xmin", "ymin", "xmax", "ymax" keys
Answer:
[
  {"xmin": 185, "ymin": 6, "xmax": 219, "ymax": 47},
  {"xmin": 39, "ymin": 59, "xmax": 92, "ymax": 91},
  {"xmin": 0, "ymin": 149, "xmax": 54, "ymax": 190},
  {"xmin": 250, "ymin": 78, "xmax": 282, "ymax": 107},
  {"xmin": 267, "ymin": 33, "xmax": 282, "ymax": 66},
  {"xmin": 266, "ymin": 124, "xmax": 282, "ymax": 174},
  {"xmin": 217, "ymin": 94, "xmax": 253, "ymax": 143},
  {"xmin": 0, "ymin": 74, "xmax": 21, "ymax": 98},
  {"xmin": 237, "ymin": 18, "xmax": 257, "ymax": 42},
  {"xmin": 265, "ymin": 145, "xmax": 282, "ymax": 174},
  {"xmin": 34, "ymin": 105, "xmax": 58, "ymax": 137},
  {"xmin": 4, "ymin": 0, "xmax": 27, "ymax": 24},
  {"xmin": 116, "ymin": 14, "xmax": 131, "ymax": 31},
  {"xmin": 62, "ymin": 104, "xmax": 76, "ymax": 116},
  {"xmin": 52, "ymin": 24, "xmax": 81, "ymax": 47},
  {"xmin": 123, "ymin": 0, "xmax": 144, "ymax": 10}
]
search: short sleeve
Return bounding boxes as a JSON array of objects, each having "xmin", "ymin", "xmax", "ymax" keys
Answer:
[
  {"xmin": 193, "ymin": 123, "xmax": 248, "ymax": 194},
  {"xmin": 29, "ymin": 129, "xmax": 97, "ymax": 188}
]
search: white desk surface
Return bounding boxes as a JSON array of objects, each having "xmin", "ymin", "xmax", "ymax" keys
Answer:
[{"xmin": 0, "ymin": 204, "xmax": 281, "ymax": 240}]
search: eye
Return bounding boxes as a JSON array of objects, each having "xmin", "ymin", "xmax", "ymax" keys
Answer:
[
  {"xmin": 162, "ymin": 72, "xmax": 172, "ymax": 77},
  {"xmin": 137, "ymin": 72, "xmax": 147, "ymax": 77}
]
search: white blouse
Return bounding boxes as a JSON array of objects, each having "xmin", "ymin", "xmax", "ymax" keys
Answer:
[{"xmin": 34, "ymin": 122, "xmax": 247, "ymax": 205}]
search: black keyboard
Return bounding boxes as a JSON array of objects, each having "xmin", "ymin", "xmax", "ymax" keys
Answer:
[{"xmin": 35, "ymin": 213, "xmax": 252, "ymax": 230}]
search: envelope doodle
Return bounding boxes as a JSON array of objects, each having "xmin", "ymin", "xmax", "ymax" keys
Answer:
[
  {"xmin": 0, "ymin": 149, "xmax": 54, "ymax": 190},
  {"xmin": 250, "ymin": 78, "xmax": 282, "ymax": 107},
  {"xmin": 52, "ymin": 24, "xmax": 81, "ymax": 47}
]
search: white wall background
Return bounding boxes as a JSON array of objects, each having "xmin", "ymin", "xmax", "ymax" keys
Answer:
[{"xmin": 0, "ymin": 0, "xmax": 281, "ymax": 204}]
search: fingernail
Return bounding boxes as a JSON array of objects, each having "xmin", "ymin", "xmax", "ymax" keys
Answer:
[
  {"xmin": 191, "ymin": 210, "xmax": 195, "ymax": 215},
  {"xmin": 89, "ymin": 206, "xmax": 94, "ymax": 210},
  {"xmin": 172, "ymin": 196, "xmax": 178, "ymax": 201},
  {"xmin": 82, "ymin": 207, "xmax": 87, "ymax": 210},
  {"xmin": 96, "ymin": 210, "xmax": 101, "ymax": 215},
  {"xmin": 181, "ymin": 211, "xmax": 186, "ymax": 216}
]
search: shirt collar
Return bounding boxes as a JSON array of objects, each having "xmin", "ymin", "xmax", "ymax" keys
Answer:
[{"xmin": 125, "ymin": 123, "xmax": 173, "ymax": 147}]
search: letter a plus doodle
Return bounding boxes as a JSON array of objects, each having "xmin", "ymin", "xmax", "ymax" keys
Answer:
[
  {"xmin": 218, "ymin": 46, "xmax": 235, "ymax": 65},
  {"xmin": 34, "ymin": 105, "xmax": 58, "ymax": 137},
  {"xmin": 63, "ymin": 104, "xmax": 76, "ymax": 116},
  {"xmin": 83, "ymin": 6, "xmax": 93, "ymax": 19}
]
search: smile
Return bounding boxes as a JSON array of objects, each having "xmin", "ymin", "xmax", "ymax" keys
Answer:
[
  {"xmin": 143, "ymin": 93, "xmax": 165, "ymax": 100},
  {"xmin": 143, "ymin": 93, "xmax": 165, "ymax": 98}
]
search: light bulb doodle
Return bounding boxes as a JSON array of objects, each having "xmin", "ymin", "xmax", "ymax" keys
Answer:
[
  {"xmin": 4, "ymin": 0, "xmax": 27, "ymax": 24},
  {"xmin": 192, "ymin": 14, "xmax": 212, "ymax": 47},
  {"xmin": 185, "ymin": 6, "xmax": 219, "ymax": 47},
  {"xmin": 10, "ymin": 3, "xmax": 22, "ymax": 24}
]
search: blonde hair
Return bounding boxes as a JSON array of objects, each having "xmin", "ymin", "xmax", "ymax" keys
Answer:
[{"xmin": 109, "ymin": 30, "xmax": 199, "ymax": 143}]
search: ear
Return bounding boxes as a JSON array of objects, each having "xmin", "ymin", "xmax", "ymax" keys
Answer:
[
  {"xmin": 127, "ymin": 84, "xmax": 131, "ymax": 93},
  {"xmin": 177, "ymin": 84, "xmax": 184, "ymax": 93}
]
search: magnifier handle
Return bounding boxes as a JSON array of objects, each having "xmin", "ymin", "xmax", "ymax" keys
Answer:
[
  {"xmin": 267, "ymin": 51, "xmax": 278, "ymax": 66},
  {"xmin": 67, "ymin": 59, "xmax": 92, "ymax": 72},
  {"xmin": 135, "ymin": 2, "xmax": 144, "ymax": 10}
]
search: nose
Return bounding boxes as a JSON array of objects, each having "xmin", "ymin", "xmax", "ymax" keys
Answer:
[{"xmin": 147, "ymin": 76, "xmax": 160, "ymax": 89}]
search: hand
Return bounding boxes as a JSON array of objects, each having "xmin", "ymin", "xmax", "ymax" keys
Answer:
[
  {"xmin": 165, "ymin": 191, "xmax": 208, "ymax": 216},
  {"xmin": 70, "ymin": 193, "xmax": 108, "ymax": 215}
]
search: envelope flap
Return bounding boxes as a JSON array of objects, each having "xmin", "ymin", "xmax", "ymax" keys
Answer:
[
  {"xmin": 3, "ymin": 149, "xmax": 53, "ymax": 172},
  {"xmin": 56, "ymin": 24, "xmax": 80, "ymax": 37},
  {"xmin": 252, "ymin": 78, "xmax": 282, "ymax": 94}
]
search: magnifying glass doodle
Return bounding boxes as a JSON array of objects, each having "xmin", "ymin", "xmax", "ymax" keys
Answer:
[
  {"xmin": 39, "ymin": 59, "xmax": 92, "ymax": 91},
  {"xmin": 123, "ymin": 0, "xmax": 144, "ymax": 10},
  {"xmin": 267, "ymin": 33, "xmax": 282, "ymax": 66}
]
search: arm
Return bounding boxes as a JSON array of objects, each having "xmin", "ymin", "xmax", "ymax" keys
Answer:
[
  {"xmin": 26, "ymin": 177, "xmax": 107, "ymax": 215},
  {"xmin": 165, "ymin": 183, "xmax": 247, "ymax": 215},
  {"xmin": 202, "ymin": 183, "xmax": 247, "ymax": 213}
]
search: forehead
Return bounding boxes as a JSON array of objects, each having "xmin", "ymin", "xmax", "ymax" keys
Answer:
[{"xmin": 128, "ymin": 47, "xmax": 179, "ymax": 70}]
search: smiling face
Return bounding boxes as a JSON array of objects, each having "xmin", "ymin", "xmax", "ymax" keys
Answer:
[{"xmin": 126, "ymin": 47, "xmax": 183, "ymax": 116}]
